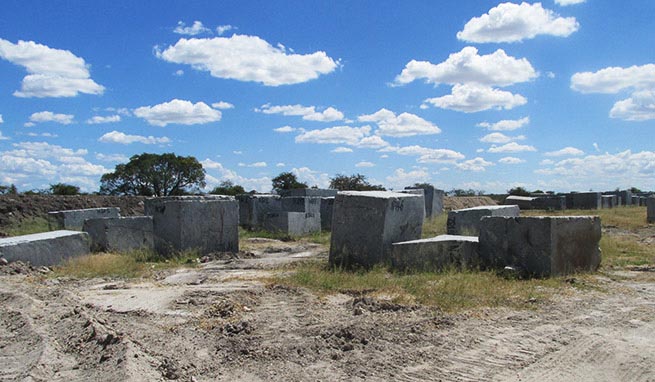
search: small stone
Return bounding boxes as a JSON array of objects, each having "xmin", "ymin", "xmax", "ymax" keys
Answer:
[{"xmin": 0, "ymin": 257, "xmax": 8, "ymax": 266}]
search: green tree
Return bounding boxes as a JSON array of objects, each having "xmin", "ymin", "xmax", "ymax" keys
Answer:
[
  {"xmin": 329, "ymin": 173, "xmax": 386, "ymax": 191},
  {"xmin": 507, "ymin": 186, "xmax": 531, "ymax": 196},
  {"xmin": 209, "ymin": 180, "xmax": 245, "ymax": 196},
  {"xmin": 271, "ymin": 172, "xmax": 307, "ymax": 193},
  {"xmin": 50, "ymin": 183, "xmax": 80, "ymax": 195},
  {"xmin": 0, "ymin": 184, "xmax": 17, "ymax": 195},
  {"xmin": 99, "ymin": 153, "xmax": 206, "ymax": 196}
]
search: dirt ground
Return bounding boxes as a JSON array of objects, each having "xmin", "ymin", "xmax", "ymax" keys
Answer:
[{"xmin": 2, "ymin": 234, "xmax": 654, "ymax": 382}]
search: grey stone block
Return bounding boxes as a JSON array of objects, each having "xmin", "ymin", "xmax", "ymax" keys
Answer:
[
  {"xmin": 405, "ymin": 185, "xmax": 444, "ymax": 218},
  {"xmin": 83, "ymin": 216, "xmax": 154, "ymax": 253},
  {"xmin": 279, "ymin": 188, "xmax": 338, "ymax": 198},
  {"xmin": 648, "ymin": 197, "xmax": 655, "ymax": 224},
  {"xmin": 237, "ymin": 194, "xmax": 282, "ymax": 229},
  {"xmin": 0, "ymin": 230, "xmax": 90, "ymax": 267},
  {"xmin": 504, "ymin": 195, "xmax": 566, "ymax": 210},
  {"xmin": 565, "ymin": 192, "xmax": 601, "ymax": 210},
  {"xmin": 632, "ymin": 196, "xmax": 640, "ymax": 206},
  {"xmin": 478, "ymin": 216, "xmax": 601, "ymax": 277},
  {"xmin": 144, "ymin": 196, "xmax": 238, "ymax": 255},
  {"xmin": 281, "ymin": 196, "xmax": 321, "ymax": 215},
  {"xmin": 391, "ymin": 235, "xmax": 479, "ymax": 272},
  {"xmin": 329, "ymin": 191, "xmax": 424, "ymax": 268},
  {"xmin": 48, "ymin": 207, "xmax": 121, "ymax": 231},
  {"xmin": 263, "ymin": 212, "xmax": 321, "ymax": 236},
  {"xmin": 447, "ymin": 205, "xmax": 520, "ymax": 235},
  {"xmin": 320, "ymin": 197, "xmax": 335, "ymax": 231},
  {"xmin": 601, "ymin": 195, "xmax": 617, "ymax": 209},
  {"xmin": 604, "ymin": 190, "xmax": 632, "ymax": 206}
]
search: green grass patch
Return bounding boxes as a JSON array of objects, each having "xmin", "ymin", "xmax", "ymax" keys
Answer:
[
  {"xmin": 522, "ymin": 206, "xmax": 648, "ymax": 230},
  {"xmin": 600, "ymin": 235, "xmax": 654, "ymax": 268},
  {"xmin": 239, "ymin": 227, "xmax": 332, "ymax": 246},
  {"xmin": 4, "ymin": 217, "xmax": 50, "ymax": 236},
  {"xmin": 421, "ymin": 213, "xmax": 448, "ymax": 238}
]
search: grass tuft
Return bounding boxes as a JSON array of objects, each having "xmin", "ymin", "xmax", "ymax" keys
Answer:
[
  {"xmin": 4, "ymin": 217, "xmax": 51, "ymax": 236},
  {"xmin": 421, "ymin": 213, "xmax": 448, "ymax": 238}
]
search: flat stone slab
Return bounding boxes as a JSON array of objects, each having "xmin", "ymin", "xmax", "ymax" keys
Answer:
[
  {"xmin": 391, "ymin": 234, "xmax": 479, "ymax": 272},
  {"xmin": 479, "ymin": 216, "xmax": 601, "ymax": 277},
  {"xmin": 48, "ymin": 207, "xmax": 121, "ymax": 231},
  {"xmin": 83, "ymin": 216, "xmax": 154, "ymax": 253},
  {"xmin": 447, "ymin": 205, "xmax": 520, "ymax": 235},
  {"xmin": 0, "ymin": 230, "xmax": 90, "ymax": 266},
  {"xmin": 565, "ymin": 192, "xmax": 601, "ymax": 210},
  {"xmin": 504, "ymin": 195, "xmax": 566, "ymax": 210}
]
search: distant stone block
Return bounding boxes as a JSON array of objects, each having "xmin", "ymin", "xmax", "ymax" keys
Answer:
[
  {"xmin": 647, "ymin": 197, "xmax": 655, "ymax": 224},
  {"xmin": 237, "ymin": 194, "xmax": 282, "ymax": 229},
  {"xmin": 565, "ymin": 192, "xmax": 601, "ymax": 210},
  {"xmin": 478, "ymin": 216, "xmax": 601, "ymax": 277},
  {"xmin": 632, "ymin": 196, "xmax": 640, "ymax": 206},
  {"xmin": 320, "ymin": 197, "xmax": 335, "ymax": 231},
  {"xmin": 0, "ymin": 230, "xmax": 90, "ymax": 266},
  {"xmin": 601, "ymin": 195, "xmax": 617, "ymax": 209},
  {"xmin": 48, "ymin": 207, "xmax": 121, "ymax": 231},
  {"xmin": 83, "ymin": 216, "xmax": 154, "ymax": 253},
  {"xmin": 279, "ymin": 188, "xmax": 338, "ymax": 198},
  {"xmin": 391, "ymin": 235, "xmax": 479, "ymax": 272},
  {"xmin": 405, "ymin": 185, "xmax": 444, "ymax": 218},
  {"xmin": 281, "ymin": 196, "xmax": 321, "ymax": 215},
  {"xmin": 144, "ymin": 196, "xmax": 238, "ymax": 255},
  {"xmin": 504, "ymin": 195, "xmax": 566, "ymax": 210},
  {"xmin": 263, "ymin": 212, "xmax": 321, "ymax": 236},
  {"xmin": 447, "ymin": 205, "xmax": 520, "ymax": 235},
  {"xmin": 329, "ymin": 191, "xmax": 424, "ymax": 268}
]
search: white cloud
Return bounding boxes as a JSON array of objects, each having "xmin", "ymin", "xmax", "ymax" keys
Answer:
[
  {"xmin": 423, "ymin": 83, "xmax": 527, "ymax": 113},
  {"xmin": 488, "ymin": 142, "xmax": 537, "ymax": 153},
  {"xmin": 455, "ymin": 157, "xmax": 494, "ymax": 172},
  {"xmin": 86, "ymin": 115, "xmax": 121, "ymax": 124},
  {"xmin": 157, "ymin": 35, "xmax": 338, "ymax": 86},
  {"xmin": 238, "ymin": 161, "xmax": 267, "ymax": 168},
  {"xmin": 174, "ymin": 21, "xmax": 211, "ymax": 36},
  {"xmin": 593, "ymin": 143, "xmax": 600, "ymax": 152},
  {"xmin": 95, "ymin": 153, "xmax": 128, "ymax": 162},
  {"xmin": 555, "ymin": 0, "xmax": 586, "ymax": 5},
  {"xmin": 276, "ymin": 162, "xmax": 285, "ymax": 167},
  {"xmin": 498, "ymin": 156, "xmax": 525, "ymax": 164},
  {"xmin": 355, "ymin": 161, "xmax": 375, "ymax": 168},
  {"xmin": 202, "ymin": 158, "xmax": 271, "ymax": 192},
  {"xmin": 571, "ymin": 64, "xmax": 655, "ymax": 94},
  {"xmin": 0, "ymin": 115, "xmax": 3, "ymax": 123},
  {"xmin": 610, "ymin": 90, "xmax": 655, "ymax": 121},
  {"xmin": 0, "ymin": 131, "xmax": 9, "ymax": 140},
  {"xmin": 295, "ymin": 125, "xmax": 371, "ymax": 145},
  {"xmin": 332, "ymin": 147, "xmax": 353, "ymax": 153},
  {"xmin": 544, "ymin": 146, "xmax": 584, "ymax": 157},
  {"xmin": 358, "ymin": 108, "xmax": 441, "ymax": 137},
  {"xmin": 274, "ymin": 125, "xmax": 297, "ymax": 133},
  {"xmin": 477, "ymin": 116, "xmax": 530, "ymax": 131},
  {"xmin": 98, "ymin": 130, "xmax": 171, "ymax": 145},
  {"xmin": 355, "ymin": 135, "xmax": 390, "ymax": 149},
  {"xmin": 134, "ymin": 99, "xmax": 222, "ymax": 126},
  {"xmin": 391, "ymin": 145, "xmax": 465, "ymax": 164},
  {"xmin": 232, "ymin": 150, "xmax": 243, "ymax": 155},
  {"xmin": 0, "ymin": 38, "xmax": 104, "ymax": 98},
  {"xmin": 216, "ymin": 25, "xmax": 236, "ymax": 35},
  {"xmin": 292, "ymin": 167, "xmax": 330, "ymax": 188},
  {"xmin": 540, "ymin": 159, "xmax": 555, "ymax": 165},
  {"xmin": 257, "ymin": 104, "xmax": 344, "ymax": 122},
  {"xmin": 457, "ymin": 2, "xmax": 579, "ymax": 43},
  {"xmin": 394, "ymin": 47, "xmax": 537, "ymax": 87},
  {"xmin": 174, "ymin": 69, "xmax": 184, "ymax": 76},
  {"xmin": 211, "ymin": 101, "xmax": 234, "ymax": 110},
  {"xmin": 27, "ymin": 111, "xmax": 74, "ymax": 125},
  {"xmin": 385, "ymin": 168, "xmax": 430, "ymax": 189},
  {"xmin": 26, "ymin": 132, "xmax": 57, "ymax": 138},
  {"xmin": 479, "ymin": 132, "xmax": 526, "ymax": 144}
]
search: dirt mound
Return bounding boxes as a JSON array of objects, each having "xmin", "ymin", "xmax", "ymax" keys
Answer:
[{"xmin": 444, "ymin": 196, "xmax": 497, "ymax": 210}]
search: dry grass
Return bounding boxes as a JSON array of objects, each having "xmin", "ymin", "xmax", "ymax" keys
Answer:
[
  {"xmin": 600, "ymin": 235, "xmax": 654, "ymax": 268},
  {"xmin": 421, "ymin": 213, "xmax": 448, "ymax": 238},
  {"xmin": 522, "ymin": 206, "xmax": 648, "ymax": 230},
  {"xmin": 4, "ymin": 217, "xmax": 51, "ymax": 236}
]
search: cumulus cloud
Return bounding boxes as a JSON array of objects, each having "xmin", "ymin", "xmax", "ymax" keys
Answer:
[
  {"xmin": 571, "ymin": 64, "xmax": 655, "ymax": 94},
  {"xmin": 479, "ymin": 132, "xmax": 525, "ymax": 144},
  {"xmin": 355, "ymin": 135, "xmax": 390, "ymax": 149},
  {"xmin": 455, "ymin": 157, "xmax": 494, "ymax": 172},
  {"xmin": 273, "ymin": 125, "xmax": 297, "ymax": 133},
  {"xmin": 457, "ymin": 2, "xmax": 579, "ymax": 43},
  {"xmin": 98, "ymin": 130, "xmax": 171, "ymax": 145},
  {"xmin": 488, "ymin": 142, "xmax": 537, "ymax": 153},
  {"xmin": 86, "ymin": 115, "xmax": 121, "ymax": 124},
  {"xmin": 355, "ymin": 161, "xmax": 375, "ymax": 168},
  {"xmin": 610, "ymin": 90, "xmax": 655, "ymax": 121},
  {"xmin": 95, "ymin": 153, "xmax": 129, "ymax": 162},
  {"xmin": 238, "ymin": 161, "xmax": 267, "ymax": 168},
  {"xmin": 423, "ymin": 83, "xmax": 527, "ymax": 113},
  {"xmin": 295, "ymin": 125, "xmax": 371, "ymax": 145},
  {"xmin": 498, "ymin": 156, "xmax": 525, "ymax": 164},
  {"xmin": 27, "ymin": 111, "xmax": 74, "ymax": 125},
  {"xmin": 593, "ymin": 143, "xmax": 600, "ymax": 152},
  {"xmin": 257, "ymin": 104, "xmax": 343, "ymax": 122},
  {"xmin": 385, "ymin": 168, "xmax": 430, "ymax": 189},
  {"xmin": 211, "ymin": 101, "xmax": 234, "ymax": 110},
  {"xmin": 201, "ymin": 158, "xmax": 271, "ymax": 192},
  {"xmin": 134, "ymin": 99, "xmax": 222, "ymax": 126},
  {"xmin": 292, "ymin": 167, "xmax": 330, "ymax": 189},
  {"xmin": 391, "ymin": 145, "xmax": 465, "ymax": 164},
  {"xmin": 216, "ymin": 25, "xmax": 236, "ymax": 35},
  {"xmin": 477, "ymin": 116, "xmax": 530, "ymax": 131},
  {"xmin": 174, "ymin": 21, "xmax": 211, "ymax": 36},
  {"xmin": 358, "ymin": 108, "xmax": 440, "ymax": 137},
  {"xmin": 332, "ymin": 147, "xmax": 353, "ymax": 153},
  {"xmin": 544, "ymin": 146, "xmax": 584, "ymax": 156},
  {"xmin": 0, "ymin": 38, "xmax": 104, "ymax": 98},
  {"xmin": 157, "ymin": 35, "xmax": 338, "ymax": 86},
  {"xmin": 0, "ymin": 131, "xmax": 9, "ymax": 140},
  {"xmin": 555, "ymin": 0, "xmax": 586, "ymax": 5}
]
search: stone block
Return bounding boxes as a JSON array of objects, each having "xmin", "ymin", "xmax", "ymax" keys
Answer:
[
  {"xmin": 648, "ymin": 197, "xmax": 655, "ymax": 224},
  {"xmin": 565, "ymin": 192, "xmax": 601, "ymax": 210},
  {"xmin": 48, "ymin": 207, "xmax": 121, "ymax": 231},
  {"xmin": 237, "ymin": 194, "xmax": 281, "ymax": 229},
  {"xmin": 0, "ymin": 230, "xmax": 90, "ymax": 267},
  {"xmin": 144, "ymin": 196, "xmax": 238, "ymax": 255},
  {"xmin": 504, "ymin": 195, "xmax": 566, "ymax": 210},
  {"xmin": 263, "ymin": 212, "xmax": 321, "ymax": 236},
  {"xmin": 478, "ymin": 216, "xmax": 601, "ymax": 277},
  {"xmin": 601, "ymin": 195, "xmax": 617, "ymax": 209},
  {"xmin": 320, "ymin": 197, "xmax": 335, "ymax": 231},
  {"xmin": 279, "ymin": 188, "xmax": 338, "ymax": 198},
  {"xmin": 447, "ymin": 205, "xmax": 520, "ymax": 235},
  {"xmin": 329, "ymin": 191, "xmax": 424, "ymax": 268},
  {"xmin": 83, "ymin": 216, "xmax": 154, "ymax": 253},
  {"xmin": 391, "ymin": 235, "xmax": 479, "ymax": 272},
  {"xmin": 281, "ymin": 196, "xmax": 321, "ymax": 215},
  {"xmin": 405, "ymin": 185, "xmax": 444, "ymax": 218}
]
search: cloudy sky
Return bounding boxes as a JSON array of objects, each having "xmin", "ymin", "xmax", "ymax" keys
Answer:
[{"xmin": 1, "ymin": 1, "xmax": 654, "ymax": 193}]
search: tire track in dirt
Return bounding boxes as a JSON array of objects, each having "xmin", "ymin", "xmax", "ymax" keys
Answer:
[{"xmin": 0, "ymin": 302, "xmax": 45, "ymax": 381}]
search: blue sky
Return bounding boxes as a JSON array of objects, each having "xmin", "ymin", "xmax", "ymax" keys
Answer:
[{"xmin": 1, "ymin": 0, "xmax": 654, "ymax": 193}]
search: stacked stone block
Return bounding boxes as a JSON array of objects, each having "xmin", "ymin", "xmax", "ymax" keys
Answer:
[
  {"xmin": 391, "ymin": 235, "xmax": 479, "ymax": 272},
  {"xmin": 48, "ymin": 207, "xmax": 121, "ymax": 231},
  {"xmin": 83, "ymin": 216, "xmax": 154, "ymax": 253},
  {"xmin": 447, "ymin": 205, "xmax": 520, "ymax": 236}
]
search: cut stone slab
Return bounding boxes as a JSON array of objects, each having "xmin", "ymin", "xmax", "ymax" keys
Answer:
[
  {"xmin": 647, "ymin": 197, "xmax": 655, "ymax": 224},
  {"xmin": 144, "ymin": 196, "xmax": 238, "ymax": 256},
  {"xmin": 405, "ymin": 185, "xmax": 444, "ymax": 218},
  {"xmin": 329, "ymin": 191, "xmax": 424, "ymax": 268},
  {"xmin": 237, "ymin": 194, "xmax": 282, "ymax": 229},
  {"xmin": 263, "ymin": 212, "xmax": 321, "ymax": 236},
  {"xmin": 0, "ymin": 230, "xmax": 90, "ymax": 266},
  {"xmin": 391, "ymin": 235, "xmax": 479, "ymax": 272},
  {"xmin": 320, "ymin": 197, "xmax": 335, "ymax": 231},
  {"xmin": 278, "ymin": 188, "xmax": 338, "ymax": 198},
  {"xmin": 504, "ymin": 195, "xmax": 566, "ymax": 210},
  {"xmin": 601, "ymin": 195, "xmax": 617, "ymax": 209},
  {"xmin": 48, "ymin": 207, "xmax": 121, "ymax": 231},
  {"xmin": 447, "ymin": 205, "xmax": 520, "ymax": 236},
  {"xmin": 565, "ymin": 192, "xmax": 601, "ymax": 210},
  {"xmin": 83, "ymin": 216, "xmax": 154, "ymax": 253},
  {"xmin": 478, "ymin": 216, "xmax": 601, "ymax": 277},
  {"xmin": 281, "ymin": 196, "xmax": 321, "ymax": 215}
]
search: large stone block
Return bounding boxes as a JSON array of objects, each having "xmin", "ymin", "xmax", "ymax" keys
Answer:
[
  {"xmin": 263, "ymin": 212, "xmax": 321, "ymax": 236},
  {"xmin": 279, "ymin": 188, "xmax": 338, "ymax": 198},
  {"xmin": 478, "ymin": 216, "xmax": 601, "ymax": 277},
  {"xmin": 0, "ymin": 230, "xmax": 90, "ymax": 266},
  {"xmin": 237, "ymin": 194, "xmax": 282, "ymax": 229},
  {"xmin": 391, "ymin": 235, "xmax": 479, "ymax": 272},
  {"xmin": 83, "ymin": 216, "xmax": 154, "ymax": 253},
  {"xmin": 565, "ymin": 192, "xmax": 601, "ymax": 210},
  {"xmin": 405, "ymin": 185, "xmax": 444, "ymax": 218},
  {"xmin": 329, "ymin": 191, "xmax": 424, "ymax": 268},
  {"xmin": 281, "ymin": 196, "xmax": 321, "ymax": 215},
  {"xmin": 447, "ymin": 205, "xmax": 520, "ymax": 235},
  {"xmin": 320, "ymin": 197, "xmax": 335, "ymax": 231},
  {"xmin": 647, "ymin": 197, "xmax": 655, "ymax": 224},
  {"xmin": 144, "ymin": 196, "xmax": 238, "ymax": 255},
  {"xmin": 48, "ymin": 207, "xmax": 121, "ymax": 231},
  {"xmin": 601, "ymin": 195, "xmax": 617, "ymax": 209},
  {"xmin": 504, "ymin": 195, "xmax": 566, "ymax": 210}
]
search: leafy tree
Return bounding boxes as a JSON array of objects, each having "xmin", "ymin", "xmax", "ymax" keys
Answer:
[
  {"xmin": 50, "ymin": 183, "xmax": 80, "ymax": 195},
  {"xmin": 99, "ymin": 153, "xmax": 206, "ymax": 196},
  {"xmin": 209, "ymin": 180, "xmax": 245, "ymax": 196},
  {"xmin": 448, "ymin": 188, "xmax": 480, "ymax": 196},
  {"xmin": 0, "ymin": 184, "xmax": 17, "ymax": 195},
  {"xmin": 412, "ymin": 182, "xmax": 434, "ymax": 189},
  {"xmin": 271, "ymin": 172, "xmax": 307, "ymax": 193},
  {"xmin": 507, "ymin": 186, "xmax": 530, "ymax": 196},
  {"xmin": 630, "ymin": 187, "xmax": 642, "ymax": 194},
  {"xmin": 329, "ymin": 173, "xmax": 386, "ymax": 191}
]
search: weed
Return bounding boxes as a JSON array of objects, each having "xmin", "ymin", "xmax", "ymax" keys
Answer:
[{"xmin": 421, "ymin": 213, "xmax": 448, "ymax": 238}]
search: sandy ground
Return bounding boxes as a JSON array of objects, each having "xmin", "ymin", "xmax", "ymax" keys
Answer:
[{"xmin": 1, "ymin": 235, "xmax": 654, "ymax": 382}]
